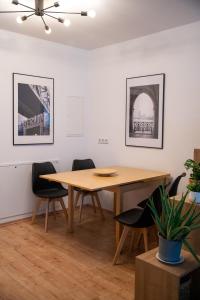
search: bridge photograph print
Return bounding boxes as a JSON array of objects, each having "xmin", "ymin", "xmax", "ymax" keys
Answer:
[
  {"xmin": 13, "ymin": 73, "xmax": 54, "ymax": 145},
  {"xmin": 125, "ymin": 73, "xmax": 165, "ymax": 149}
]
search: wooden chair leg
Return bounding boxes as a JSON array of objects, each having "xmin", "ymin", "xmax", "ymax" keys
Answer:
[
  {"xmin": 75, "ymin": 191, "xmax": 81, "ymax": 208},
  {"xmin": 128, "ymin": 230, "xmax": 135, "ymax": 256},
  {"xmin": 113, "ymin": 226, "xmax": 130, "ymax": 265},
  {"xmin": 134, "ymin": 231, "xmax": 142, "ymax": 249},
  {"xmin": 45, "ymin": 199, "xmax": 50, "ymax": 233},
  {"xmin": 79, "ymin": 194, "xmax": 84, "ymax": 222},
  {"xmin": 32, "ymin": 198, "xmax": 42, "ymax": 224},
  {"xmin": 142, "ymin": 228, "xmax": 149, "ymax": 252},
  {"xmin": 153, "ymin": 224, "xmax": 158, "ymax": 243},
  {"xmin": 58, "ymin": 198, "xmax": 68, "ymax": 222},
  {"xmin": 91, "ymin": 194, "xmax": 97, "ymax": 213},
  {"xmin": 52, "ymin": 200, "xmax": 57, "ymax": 220},
  {"xmin": 94, "ymin": 192, "xmax": 105, "ymax": 220}
]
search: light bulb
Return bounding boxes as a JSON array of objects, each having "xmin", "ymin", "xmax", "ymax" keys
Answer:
[
  {"xmin": 88, "ymin": 9, "xmax": 96, "ymax": 18},
  {"xmin": 45, "ymin": 26, "xmax": 51, "ymax": 34},
  {"xmin": 64, "ymin": 19, "xmax": 71, "ymax": 27},
  {"xmin": 16, "ymin": 16, "xmax": 23, "ymax": 24},
  {"xmin": 12, "ymin": 0, "xmax": 19, "ymax": 5},
  {"xmin": 54, "ymin": 1, "xmax": 59, "ymax": 7}
]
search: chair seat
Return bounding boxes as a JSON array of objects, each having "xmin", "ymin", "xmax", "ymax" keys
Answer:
[
  {"xmin": 35, "ymin": 188, "xmax": 68, "ymax": 199},
  {"xmin": 114, "ymin": 208, "xmax": 143, "ymax": 226},
  {"xmin": 115, "ymin": 207, "xmax": 155, "ymax": 228}
]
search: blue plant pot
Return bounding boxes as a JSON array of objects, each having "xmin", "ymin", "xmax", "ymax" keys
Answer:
[
  {"xmin": 158, "ymin": 234, "xmax": 182, "ymax": 263},
  {"xmin": 189, "ymin": 191, "xmax": 200, "ymax": 204}
]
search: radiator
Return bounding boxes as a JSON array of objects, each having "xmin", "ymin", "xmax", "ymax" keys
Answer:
[{"xmin": 0, "ymin": 159, "xmax": 59, "ymax": 223}]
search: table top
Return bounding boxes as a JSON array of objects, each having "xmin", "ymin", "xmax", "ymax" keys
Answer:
[{"xmin": 40, "ymin": 166, "xmax": 169, "ymax": 191}]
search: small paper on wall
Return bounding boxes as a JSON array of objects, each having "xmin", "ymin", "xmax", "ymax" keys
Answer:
[{"xmin": 66, "ymin": 96, "xmax": 84, "ymax": 137}]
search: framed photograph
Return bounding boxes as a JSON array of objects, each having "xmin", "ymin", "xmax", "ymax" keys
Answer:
[
  {"xmin": 13, "ymin": 73, "xmax": 54, "ymax": 145},
  {"xmin": 125, "ymin": 73, "xmax": 165, "ymax": 149}
]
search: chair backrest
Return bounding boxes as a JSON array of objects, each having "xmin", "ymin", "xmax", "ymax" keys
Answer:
[
  {"xmin": 168, "ymin": 172, "xmax": 186, "ymax": 197},
  {"xmin": 136, "ymin": 176, "xmax": 185, "ymax": 227},
  {"xmin": 32, "ymin": 161, "xmax": 62, "ymax": 194},
  {"xmin": 72, "ymin": 159, "xmax": 95, "ymax": 171},
  {"xmin": 138, "ymin": 185, "xmax": 162, "ymax": 227}
]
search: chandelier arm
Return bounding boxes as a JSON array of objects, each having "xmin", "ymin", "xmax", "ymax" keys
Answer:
[
  {"xmin": 26, "ymin": 12, "xmax": 36, "ymax": 19},
  {"xmin": 43, "ymin": 5, "xmax": 57, "ymax": 11},
  {"xmin": 44, "ymin": 13, "xmax": 59, "ymax": 21},
  {"xmin": 0, "ymin": 10, "xmax": 34, "ymax": 13},
  {"xmin": 17, "ymin": 2, "xmax": 35, "ymax": 11},
  {"xmin": 41, "ymin": 15, "xmax": 48, "ymax": 27},
  {"xmin": 44, "ymin": 11, "xmax": 84, "ymax": 15}
]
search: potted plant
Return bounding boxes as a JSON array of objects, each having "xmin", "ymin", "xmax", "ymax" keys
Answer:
[
  {"xmin": 184, "ymin": 159, "xmax": 200, "ymax": 182},
  {"xmin": 148, "ymin": 186, "xmax": 200, "ymax": 264},
  {"xmin": 187, "ymin": 181, "xmax": 200, "ymax": 203}
]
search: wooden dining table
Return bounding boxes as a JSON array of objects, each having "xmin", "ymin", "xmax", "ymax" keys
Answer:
[{"xmin": 41, "ymin": 166, "xmax": 169, "ymax": 244}]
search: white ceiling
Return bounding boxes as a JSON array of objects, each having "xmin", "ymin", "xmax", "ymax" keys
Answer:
[{"xmin": 0, "ymin": 0, "xmax": 200, "ymax": 49}]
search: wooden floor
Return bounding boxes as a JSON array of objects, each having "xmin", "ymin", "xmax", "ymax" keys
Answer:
[{"xmin": 0, "ymin": 207, "xmax": 154, "ymax": 300}]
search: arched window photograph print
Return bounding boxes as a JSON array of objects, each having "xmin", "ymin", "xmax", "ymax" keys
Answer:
[
  {"xmin": 13, "ymin": 73, "xmax": 54, "ymax": 145},
  {"xmin": 125, "ymin": 73, "xmax": 165, "ymax": 149}
]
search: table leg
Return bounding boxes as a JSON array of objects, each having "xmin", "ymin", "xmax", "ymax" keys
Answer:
[
  {"xmin": 68, "ymin": 184, "xmax": 74, "ymax": 233},
  {"xmin": 113, "ymin": 194, "xmax": 116, "ymax": 216},
  {"xmin": 114, "ymin": 187, "xmax": 122, "ymax": 245}
]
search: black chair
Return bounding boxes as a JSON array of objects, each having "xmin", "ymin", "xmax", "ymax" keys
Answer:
[
  {"xmin": 168, "ymin": 172, "xmax": 186, "ymax": 197},
  {"xmin": 32, "ymin": 162, "xmax": 68, "ymax": 232},
  {"xmin": 72, "ymin": 159, "xmax": 104, "ymax": 221},
  {"xmin": 137, "ymin": 172, "xmax": 186, "ymax": 209},
  {"xmin": 113, "ymin": 186, "xmax": 162, "ymax": 265}
]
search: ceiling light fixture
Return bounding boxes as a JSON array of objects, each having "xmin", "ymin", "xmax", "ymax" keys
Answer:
[{"xmin": 0, "ymin": 0, "xmax": 96, "ymax": 34}]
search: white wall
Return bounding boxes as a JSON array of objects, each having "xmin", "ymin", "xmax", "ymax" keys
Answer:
[
  {"xmin": 0, "ymin": 29, "xmax": 89, "ymax": 222},
  {"xmin": 1, "ymin": 21, "xmax": 200, "ymax": 219},
  {"xmin": 87, "ymin": 21, "xmax": 200, "ymax": 209}
]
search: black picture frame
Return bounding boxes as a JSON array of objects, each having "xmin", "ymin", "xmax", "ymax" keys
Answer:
[
  {"xmin": 125, "ymin": 73, "xmax": 165, "ymax": 149},
  {"xmin": 13, "ymin": 73, "xmax": 54, "ymax": 145}
]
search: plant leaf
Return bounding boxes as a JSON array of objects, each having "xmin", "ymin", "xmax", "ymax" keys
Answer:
[{"xmin": 183, "ymin": 239, "xmax": 200, "ymax": 263}]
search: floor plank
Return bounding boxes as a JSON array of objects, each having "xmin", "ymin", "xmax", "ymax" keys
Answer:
[{"xmin": 0, "ymin": 207, "xmax": 150, "ymax": 300}]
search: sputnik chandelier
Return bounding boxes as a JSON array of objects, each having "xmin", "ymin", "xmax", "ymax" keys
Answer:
[{"xmin": 0, "ymin": 0, "xmax": 96, "ymax": 34}]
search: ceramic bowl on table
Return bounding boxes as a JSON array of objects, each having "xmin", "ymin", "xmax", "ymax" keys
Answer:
[{"xmin": 93, "ymin": 168, "xmax": 117, "ymax": 176}]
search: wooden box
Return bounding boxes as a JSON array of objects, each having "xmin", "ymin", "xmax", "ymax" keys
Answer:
[{"xmin": 135, "ymin": 248, "xmax": 200, "ymax": 300}]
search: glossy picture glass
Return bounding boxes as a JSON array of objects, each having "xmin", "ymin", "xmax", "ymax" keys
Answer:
[
  {"xmin": 13, "ymin": 73, "xmax": 54, "ymax": 145},
  {"xmin": 125, "ymin": 73, "xmax": 165, "ymax": 148}
]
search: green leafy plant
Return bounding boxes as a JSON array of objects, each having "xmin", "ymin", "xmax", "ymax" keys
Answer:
[
  {"xmin": 184, "ymin": 159, "xmax": 200, "ymax": 180},
  {"xmin": 187, "ymin": 182, "xmax": 200, "ymax": 193},
  {"xmin": 148, "ymin": 186, "xmax": 200, "ymax": 263}
]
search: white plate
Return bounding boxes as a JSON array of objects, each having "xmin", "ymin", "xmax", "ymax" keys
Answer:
[
  {"xmin": 156, "ymin": 252, "xmax": 184, "ymax": 265},
  {"xmin": 93, "ymin": 168, "xmax": 117, "ymax": 176}
]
